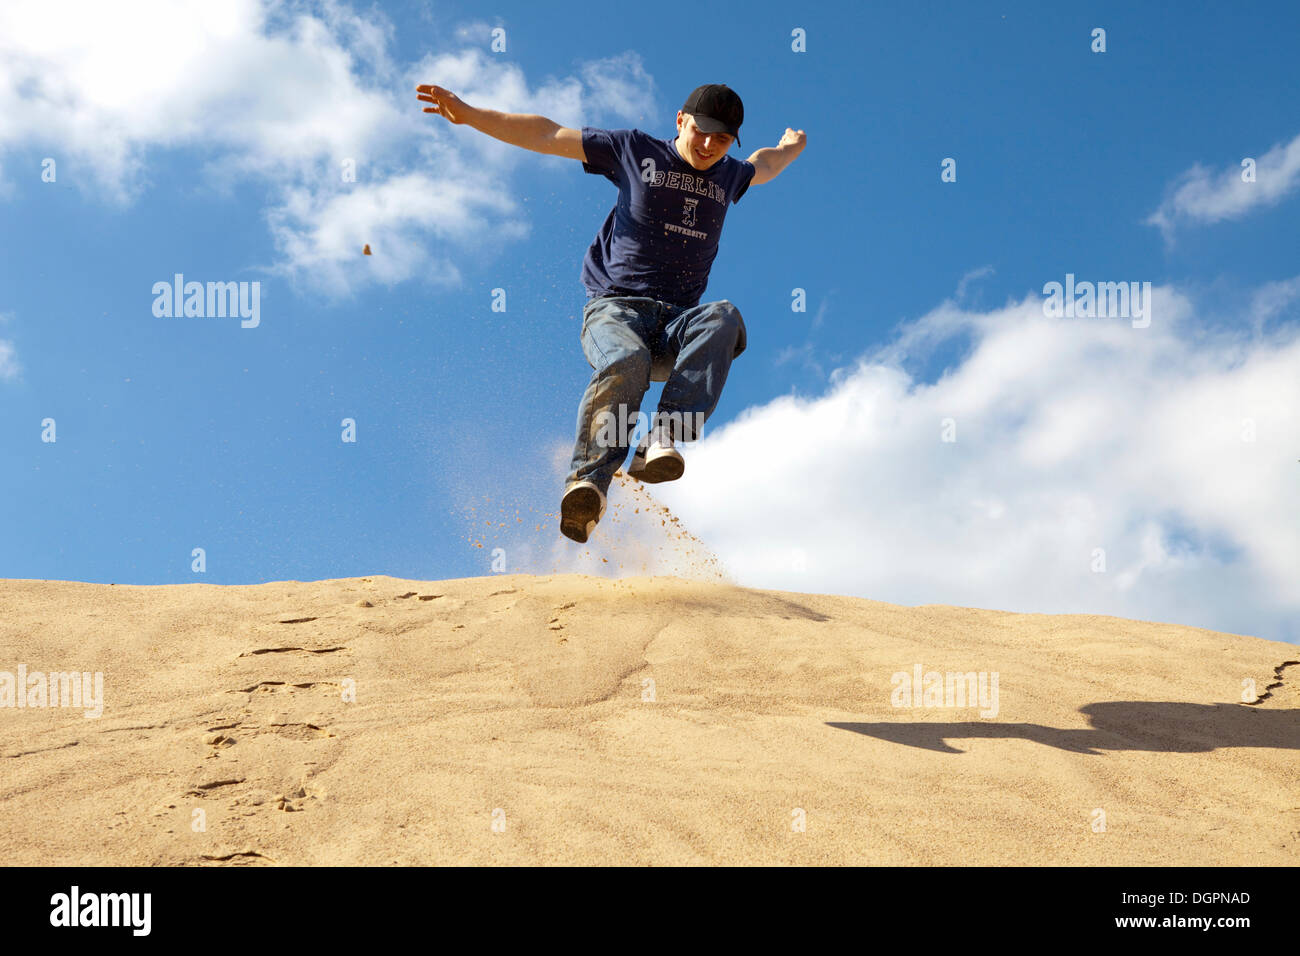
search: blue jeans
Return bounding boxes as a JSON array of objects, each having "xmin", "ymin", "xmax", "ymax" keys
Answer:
[{"xmin": 566, "ymin": 295, "xmax": 747, "ymax": 494}]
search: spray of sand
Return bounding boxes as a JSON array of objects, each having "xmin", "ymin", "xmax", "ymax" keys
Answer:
[{"xmin": 453, "ymin": 442, "xmax": 731, "ymax": 582}]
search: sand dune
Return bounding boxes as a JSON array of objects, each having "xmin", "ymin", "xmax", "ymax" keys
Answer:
[{"xmin": 0, "ymin": 573, "xmax": 1295, "ymax": 865}]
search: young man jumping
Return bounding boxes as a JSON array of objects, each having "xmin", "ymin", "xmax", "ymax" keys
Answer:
[{"xmin": 416, "ymin": 81, "xmax": 806, "ymax": 543}]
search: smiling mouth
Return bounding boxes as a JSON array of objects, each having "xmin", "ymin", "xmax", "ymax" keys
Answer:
[{"xmin": 694, "ymin": 148, "xmax": 713, "ymax": 161}]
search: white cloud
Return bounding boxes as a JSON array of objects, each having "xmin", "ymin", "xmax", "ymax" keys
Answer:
[
  {"xmin": 452, "ymin": 19, "xmax": 504, "ymax": 45},
  {"xmin": 0, "ymin": 311, "xmax": 18, "ymax": 382},
  {"xmin": 774, "ymin": 342, "xmax": 825, "ymax": 379},
  {"xmin": 0, "ymin": 0, "xmax": 400, "ymax": 198},
  {"xmin": 954, "ymin": 265, "xmax": 994, "ymax": 303},
  {"xmin": 265, "ymin": 169, "xmax": 529, "ymax": 295},
  {"xmin": 1248, "ymin": 276, "xmax": 1300, "ymax": 337},
  {"xmin": 0, "ymin": 0, "xmax": 652, "ymax": 291},
  {"xmin": 1146, "ymin": 132, "xmax": 1300, "ymax": 239},
  {"xmin": 579, "ymin": 53, "xmax": 659, "ymax": 126},
  {"xmin": 0, "ymin": 340, "xmax": 17, "ymax": 381},
  {"xmin": 648, "ymin": 280, "xmax": 1300, "ymax": 644}
]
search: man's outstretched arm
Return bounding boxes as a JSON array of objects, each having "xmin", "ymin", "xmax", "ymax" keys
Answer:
[
  {"xmin": 746, "ymin": 128, "xmax": 807, "ymax": 186},
  {"xmin": 415, "ymin": 84, "xmax": 586, "ymax": 161}
]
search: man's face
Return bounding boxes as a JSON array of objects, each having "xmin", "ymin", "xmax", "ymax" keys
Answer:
[{"xmin": 674, "ymin": 111, "xmax": 733, "ymax": 170}]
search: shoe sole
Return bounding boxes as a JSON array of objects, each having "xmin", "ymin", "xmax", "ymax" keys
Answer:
[
  {"xmin": 560, "ymin": 485, "xmax": 603, "ymax": 543},
  {"xmin": 627, "ymin": 448, "xmax": 685, "ymax": 484}
]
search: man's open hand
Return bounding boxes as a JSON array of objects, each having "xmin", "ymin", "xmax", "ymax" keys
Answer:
[
  {"xmin": 416, "ymin": 84, "xmax": 470, "ymax": 124},
  {"xmin": 778, "ymin": 128, "xmax": 807, "ymax": 152}
]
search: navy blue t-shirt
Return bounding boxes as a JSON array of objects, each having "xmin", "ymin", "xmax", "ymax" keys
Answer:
[{"xmin": 580, "ymin": 127, "xmax": 755, "ymax": 309}]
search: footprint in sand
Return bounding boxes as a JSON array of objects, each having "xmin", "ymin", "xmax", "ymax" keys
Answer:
[
  {"xmin": 198, "ymin": 850, "xmax": 275, "ymax": 866},
  {"xmin": 275, "ymin": 781, "xmax": 323, "ymax": 813},
  {"xmin": 547, "ymin": 601, "xmax": 578, "ymax": 643},
  {"xmin": 231, "ymin": 680, "xmax": 331, "ymax": 694},
  {"xmin": 266, "ymin": 721, "xmax": 334, "ymax": 741},
  {"xmin": 238, "ymin": 646, "xmax": 347, "ymax": 658},
  {"xmin": 186, "ymin": 777, "xmax": 245, "ymax": 797}
]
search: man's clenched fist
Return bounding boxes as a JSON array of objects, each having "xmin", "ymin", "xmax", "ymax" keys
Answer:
[{"xmin": 778, "ymin": 128, "xmax": 807, "ymax": 151}]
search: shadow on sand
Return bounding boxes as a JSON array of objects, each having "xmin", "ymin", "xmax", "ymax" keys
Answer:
[{"xmin": 828, "ymin": 702, "xmax": 1300, "ymax": 754}]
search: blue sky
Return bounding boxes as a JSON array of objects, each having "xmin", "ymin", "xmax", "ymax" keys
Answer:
[{"xmin": 2, "ymin": 0, "xmax": 1298, "ymax": 643}]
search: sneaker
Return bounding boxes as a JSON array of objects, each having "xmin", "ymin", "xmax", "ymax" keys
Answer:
[
  {"xmin": 626, "ymin": 425, "xmax": 685, "ymax": 484},
  {"xmin": 560, "ymin": 479, "xmax": 606, "ymax": 543}
]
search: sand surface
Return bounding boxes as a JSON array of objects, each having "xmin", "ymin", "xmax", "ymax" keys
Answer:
[{"xmin": 1, "ymin": 573, "xmax": 1296, "ymax": 865}]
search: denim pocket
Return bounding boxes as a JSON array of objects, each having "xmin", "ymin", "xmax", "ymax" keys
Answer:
[{"xmin": 580, "ymin": 296, "xmax": 605, "ymax": 337}]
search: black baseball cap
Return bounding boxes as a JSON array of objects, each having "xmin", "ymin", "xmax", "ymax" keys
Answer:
[{"xmin": 681, "ymin": 84, "xmax": 743, "ymax": 147}]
